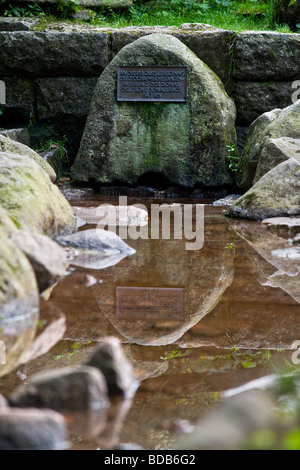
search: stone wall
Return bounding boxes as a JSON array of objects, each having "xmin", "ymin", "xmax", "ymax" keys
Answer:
[{"xmin": 0, "ymin": 22, "xmax": 299, "ymax": 159}]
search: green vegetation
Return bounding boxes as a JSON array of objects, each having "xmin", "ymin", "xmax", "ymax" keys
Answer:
[{"xmin": 2, "ymin": 0, "xmax": 295, "ymax": 33}]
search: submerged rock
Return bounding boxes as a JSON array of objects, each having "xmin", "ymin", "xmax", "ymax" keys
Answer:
[
  {"xmin": 9, "ymin": 366, "xmax": 109, "ymax": 412},
  {"xmin": 262, "ymin": 217, "xmax": 300, "ymax": 238},
  {"xmin": 11, "ymin": 231, "xmax": 68, "ymax": 293},
  {"xmin": 0, "ymin": 408, "xmax": 68, "ymax": 450},
  {"xmin": 73, "ymin": 205, "xmax": 148, "ymax": 226},
  {"xmin": 56, "ymin": 228, "xmax": 136, "ymax": 270},
  {"xmin": 0, "ymin": 395, "xmax": 8, "ymax": 408},
  {"xmin": 236, "ymin": 101, "xmax": 300, "ymax": 190},
  {"xmin": 227, "ymin": 158, "xmax": 300, "ymax": 221},
  {"xmin": 72, "ymin": 33, "xmax": 236, "ymax": 188},
  {"xmin": 0, "ymin": 134, "xmax": 56, "ymax": 183},
  {"xmin": 0, "ymin": 152, "xmax": 76, "ymax": 236},
  {"xmin": 85, "ymin": 337, "xmax": 137, "ymax": 398}
]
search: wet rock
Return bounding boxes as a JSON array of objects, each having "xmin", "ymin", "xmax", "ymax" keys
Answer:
[
  {"xmin": 0, "ymin": 152, "xmax": 76, "ymax": 236},
  {"xmin": 9, "ymin": 366, "xmax": 109, "ymax": 411},
  {"xmin": 85, "ymin": 337, "xmax": 137, "ymax": 397},
  {"xmin": 227, "ymin": 158, "xmax": 300, "ymax": 221},
  {"xmin": 18, "ymin": 301, "xmax": 66, "ymax": 365},
  {"xmin": 56, "ymin": 228, "xmax": 136, "ymax": 270},
  {"xmin": 0, "ymin": 128, "xmax": 30, "ymax": 146},
  {"xmin": 73, "ymin": 205, "xmax": 148, "ymax": 226},
  {"xmin": 174, "ymin": 392, "xmax": 279, "ymax": 450},
  {"xmin": 60, "ymin": 187, "xmax": 94, "ymax": 201},
  {"xmin": 0, "ymin": 134, "xmax": 56, "ymax": 182},
  {"xmin": 0, "ymin": 207, "xmax": 39, "ymax": 321},
  {"xmin": 113, "ymin": 443, "xmax": 144, "ymax": 450},
  {"xmin": 254, "ymin": 137, "xmax": 300, "ymax": 184},
  {"xmin": 72, "ymin": 33, "xmax": 236, "ymax": 188},
  {"xmin": 11, "ymin": 231, "xmax": 68, "ymax": 292},
  {"xmin": 0, "ymin": 408, "xmax": 68, "ymax": 450},
  {"xmin": 262, "ymin": 217, "xmax": 300, "ymax": 238},
  {"xmin": 213, "ymin": 194, "xmax": 242, "ymax": 206},
  {"xmin": 236, "ymin": 101, "xmax": 300, "ymax": 190}
]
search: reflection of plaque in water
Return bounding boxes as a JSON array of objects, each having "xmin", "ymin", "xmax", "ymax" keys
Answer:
[{"xmin": 116, "ymin": 287, "xmax": 185, "ymax": 320}]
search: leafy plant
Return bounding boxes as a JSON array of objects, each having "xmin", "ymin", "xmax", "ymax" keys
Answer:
[
  {"xmin": 4, "ymin": 2, "xmax": 45, "ymax": 17},
  {"xmin": 226, "ymin": 144, "xmax": 239, "ymax": 173},
  {"xmin": 55, "ymin": 0, "xmax": 80, "ymax": 18}
]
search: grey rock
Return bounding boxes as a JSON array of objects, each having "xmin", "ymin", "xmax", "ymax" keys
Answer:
[
  {"xmin": 227, "ymin": 158, "xmax": 300, "ymax": 221},
  {"xmin": 10, "ymin": 231, "xmax": 68, "ymax": 292},
  {"xmin": 234, "ymin": 81, "xmax": 295, "ymax": 125},
  {"xmin": 13, "ymin": 0, "xmax": 133, "ymax": 8},
  {"xmin": 254, "ymin": 137, "xmax": 300, "ymax": 184},
  {"xmin": 237, "ymin": 101, "xmax": 300, "ymax": 190},
  {"xmin": 38, "ymin": 147, "xmax": 63, "ymax": 176},
  {"xmin": 0, "ymin": 408, "xmax": 68, "ymax": 450},
  {"xmin": 60, "ymin": 187, "xmax": 94, "ymax": 201},
  {"xmin": 0, "ymin": 77, "xmax": 35, "ymax": 125},
  {"xmin": 56, "ymin": 228, "xmax": 136, "ymax": 254},
  {"xmin": 85, "ymin": 337, "xmax": 138, "ymax": 397},
  {"xmin": 0, "ymin": 127, "xmax": 30, "ymax": 147},
  {"xmin": 9, "ymin": 366, "xmax": 109, "ymax": 411},
  {"xmin": 234, "ymin": 32, "xmax": 300, "ymax": 81},
  {"xmin": 36, "ymin": 77, "xmax": 98, "ymax": 120},
  {"xmin": 213, "ymin": 194, "xmax": 242, "ymax": 206},
  {"xmin": 0, "ymin": 31, "xmax": 110, "ymax": 77},
  {"xmin": 73, "ymin": 33, "xmax": 236, "ymax": 188},
  {"xmin": 0, "ymin": 17, "xmax": 40, "ymax": 32}
]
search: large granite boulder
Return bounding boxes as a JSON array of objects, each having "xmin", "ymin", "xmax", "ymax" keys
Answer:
[
  {"xmin": 227, "ymin": 158, "xmax": 300, "ymax": 221},
  {"xmin": 237, "ymin": 100, "xmax": 300, "ymax": 190},
  {"xmin": 0, "ymin": 152, "xmax": 76, "ymax": 236},
  {"xmin": 72, "ymin": 33, "xmax": 236, "ymax": 188}
]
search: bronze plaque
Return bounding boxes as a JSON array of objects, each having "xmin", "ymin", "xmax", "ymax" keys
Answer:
[
  {"xmin": 116, "ymin": 286, "xmax": 185, "ymax": 320},
  {"xmin": 117, "ymin": 66, "xmax": 188, "ymax": 102}
]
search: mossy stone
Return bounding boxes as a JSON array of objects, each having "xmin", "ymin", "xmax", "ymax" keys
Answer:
[{"xmin": 72, "ymin": 33, "xmax": 236, "ymax": 188}]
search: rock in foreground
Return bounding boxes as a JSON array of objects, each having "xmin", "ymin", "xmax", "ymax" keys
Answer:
[
  {"xmin": 9, "ymin": 366, "xmax": 109, "ymax": 411},
  {"xmin": 85, "ymin": 337, "xmax": 138, "ymax": 397},
  {"xmin": 0, "ymin": 408, "xmax": 68, "ymax": 450},
  {"xmin": 227, "ymin": 158, "xmax": 300, "ymax": 221},
  {"xmin": 0, "ymin": 152, "xmax": 76, "ymax": 236}
]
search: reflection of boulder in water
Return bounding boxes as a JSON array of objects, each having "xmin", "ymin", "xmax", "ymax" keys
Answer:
[
  {"xmin": 94, "ymin": 218, "xmax": 235, "ymax": 346},
  {"xmin": 228, "ymin": 220, "xmax": 300, "ymax": 304}
]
